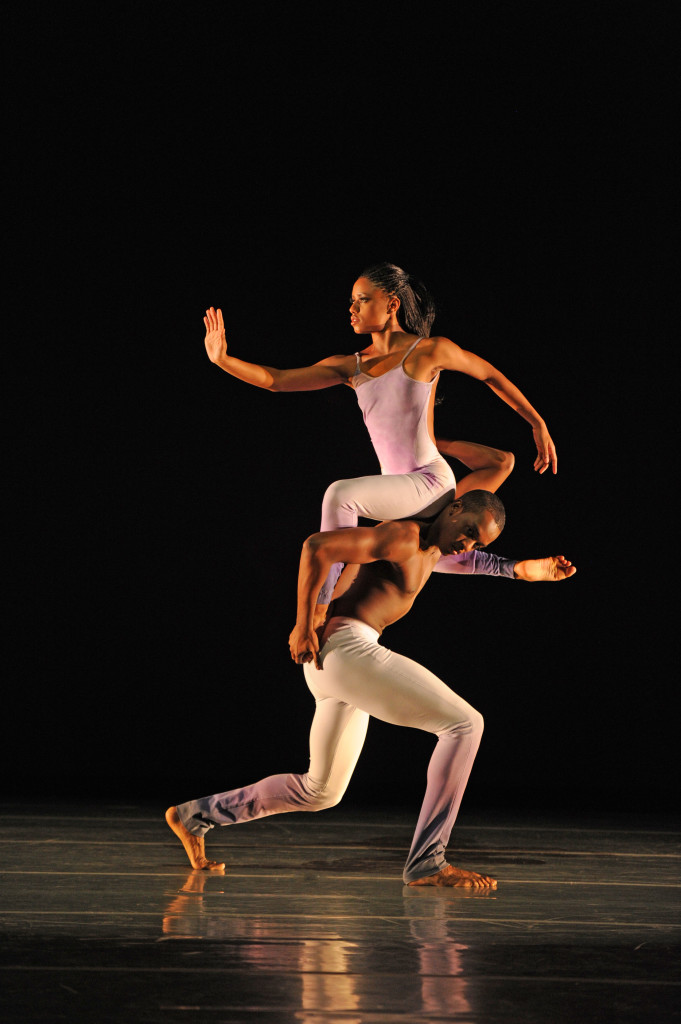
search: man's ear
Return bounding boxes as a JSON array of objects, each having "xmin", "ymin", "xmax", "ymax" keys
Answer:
[{"xmin": 447, "ymin": 499, "xmax": 464, "ymax": 516}]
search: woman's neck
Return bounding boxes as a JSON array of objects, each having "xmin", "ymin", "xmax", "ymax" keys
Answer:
[{"xmin": 367, "ymin": 325, "xmax": 414, "ymax": 354}]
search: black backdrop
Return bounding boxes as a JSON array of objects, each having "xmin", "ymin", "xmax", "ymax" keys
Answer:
[{"xmin": 6, "ymin": 4, "xmax": 676, "ymax": 816}]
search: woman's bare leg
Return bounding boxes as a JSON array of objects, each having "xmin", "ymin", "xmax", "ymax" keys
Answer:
[{"xmin": 436, "ymin": 439, "xmax": 514, "ymax": 496}]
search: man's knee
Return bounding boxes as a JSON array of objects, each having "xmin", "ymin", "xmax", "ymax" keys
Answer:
[
  {"xmin": 441, "ymin": 708, "xmax": 484, "ymax": 740},
  {"xmin": 302, "ymin": 775, "xmax": 344, "ymax": 812},
  {"xmin": 471, "ymin": 709, "xmax": 484, "ymax": 738},
  {"xmin": 311, "ymin": 790, "xmax": 343, "ymax": 812}
]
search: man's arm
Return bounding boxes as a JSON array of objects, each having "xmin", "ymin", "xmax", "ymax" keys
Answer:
[
  {"xmin": 433, "ymin": 550, "xmax": 518, "ymax": 577},
  {"xmin": 204, "ymin": 306, "xmax": 352, "ymax": 391},
  {"xmin": 290, "ymin": 521, "xmax": 420, "ymax": 667},
  {"xmin": 434, "ymin": 551, "xmax": 576, "ymax": 581}
]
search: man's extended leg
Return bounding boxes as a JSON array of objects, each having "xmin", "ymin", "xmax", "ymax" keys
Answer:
[
  {"xmin": 310, "ymin": 618, "xmax": 495, "ymax": 888},
  {"xmin": 166, "ymin": 688, "xmax": 369, "ymax": 868}
]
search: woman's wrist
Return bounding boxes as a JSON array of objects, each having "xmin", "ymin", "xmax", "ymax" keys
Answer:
[{"xmin": 527, "ymin": 414, "xmax": 545, "ymax": 431}]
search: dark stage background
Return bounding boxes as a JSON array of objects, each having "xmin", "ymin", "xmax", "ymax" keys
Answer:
[{"xmin": 6, "ymin": 5, "xmax": 675, "ymax": 816}]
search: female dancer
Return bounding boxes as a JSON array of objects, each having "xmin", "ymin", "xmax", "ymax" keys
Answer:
[{"xmin": 203, "ymin": 263, "xmax": 557, "ymax": 610}]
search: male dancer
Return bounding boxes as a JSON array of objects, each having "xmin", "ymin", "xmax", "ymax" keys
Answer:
[{"xmin": 166, "ymin": 491, "xmax": 575, "ymax": 887}]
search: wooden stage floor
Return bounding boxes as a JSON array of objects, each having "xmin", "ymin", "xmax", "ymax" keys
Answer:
[{"xmin": 0, "ymin": 803, "xmax": 678, "ymax": 1022}]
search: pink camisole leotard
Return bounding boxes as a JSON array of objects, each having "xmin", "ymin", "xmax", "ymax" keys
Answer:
[{"xmin": 316, "ymin": 338, "xmax": 456, "ymax": 603}]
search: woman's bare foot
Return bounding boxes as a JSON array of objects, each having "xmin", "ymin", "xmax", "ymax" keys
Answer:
[
  {"xmin": 408, "ymin": 863, "xmax": 497, "ymax": 889},
  {"xmin": 165, "ymin": 807, "xmax": 225, "ymax": 870}
]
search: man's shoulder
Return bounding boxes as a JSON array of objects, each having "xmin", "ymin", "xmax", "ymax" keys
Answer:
[
  {"xmin": 373, "ymin": 519, "xmax": 421, "ymax": 559},
  {"xmin": 377, "ymin": 518, "xmax": 420, "ymax": 538}
]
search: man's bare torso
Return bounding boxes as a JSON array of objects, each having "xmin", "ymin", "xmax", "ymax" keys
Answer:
[{"xmin": 330, "ymin": 540, "xmax": 441, "ymax": 635}]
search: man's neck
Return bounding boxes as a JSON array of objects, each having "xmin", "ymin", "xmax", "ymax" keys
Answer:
[{"xmin": 415, "ymin": 519, "xmax": 438, "ymax": 550}]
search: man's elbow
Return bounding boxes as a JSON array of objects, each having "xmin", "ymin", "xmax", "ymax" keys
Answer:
[{"xmin": 499, "ymin": 449, "xmax": 515, "ymax": 474}]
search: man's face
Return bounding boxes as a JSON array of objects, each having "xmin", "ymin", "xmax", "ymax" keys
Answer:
[{"xmin": 431, "ymin": 503, "xmax": 501, "ymax": 556}]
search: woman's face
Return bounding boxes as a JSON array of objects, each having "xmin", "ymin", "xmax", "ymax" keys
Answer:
[{"xmin": 348, "ymin": 277, "xmax": 395, "ymax": 333}]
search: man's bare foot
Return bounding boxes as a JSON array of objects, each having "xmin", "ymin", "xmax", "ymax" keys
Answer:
[
  {"xmin": 408, "ymin": 863, "xmax": 497, "ymax": 889},
  {"xmin": 165, "ymin": 807, "xmax": 225, "ymax": 870}
]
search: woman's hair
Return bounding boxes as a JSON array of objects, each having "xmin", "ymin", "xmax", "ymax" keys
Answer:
[{"xmin": 361, "ymin": 262, "xmax": 437, "ymax": 338}]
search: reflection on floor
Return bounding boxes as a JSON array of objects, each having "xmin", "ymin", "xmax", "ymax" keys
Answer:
[{"xmin": 0, "ymin": 803, "xmax": 679, "ymax": 1022}]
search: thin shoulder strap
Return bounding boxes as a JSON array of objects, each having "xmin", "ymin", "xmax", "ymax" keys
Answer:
[
  {"xmin": 399, "ymin": 337, "xmax": 424, "ymax": 365},
  {"xmin": 353, "ymin": 351, "xmax": 362, "ymax": 375}
]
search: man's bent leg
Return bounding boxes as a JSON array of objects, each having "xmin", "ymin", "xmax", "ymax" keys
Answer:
[
  {"xmin": 402, "ymin": 714, "xmax": 495, "ymax": 887},
  {"xmin": 316, "ymin": 619, "xmax": 495, "ymax": 887}
]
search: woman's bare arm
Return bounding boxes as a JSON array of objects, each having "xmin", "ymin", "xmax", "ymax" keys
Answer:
[
  {"xmin": 204, "ymin": 306, "xmax": 353, "ymax": 391},
  {"xmin": 430, "ymin": 338, "xmax": 558, "ymax": 474}
]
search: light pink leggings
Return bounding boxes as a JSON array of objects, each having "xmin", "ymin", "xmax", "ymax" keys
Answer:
[
  {"xmin": 317, "ymin": 455, "xmax": 456, "ymax": 603},
  {"xmin": 177, "ymin": 617, "xmax": 483, "ymax": 883}
]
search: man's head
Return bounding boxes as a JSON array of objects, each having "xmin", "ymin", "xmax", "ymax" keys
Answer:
[{"xmin": 427, "ymin": 489, "xmax": 505, "ymax": 555}]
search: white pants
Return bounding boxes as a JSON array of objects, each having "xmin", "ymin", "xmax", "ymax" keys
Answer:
[
  {"xmin": 177, "ymin": 617, "xmax": 483, "ymax": 883},
  {"xmin": 317, "ymin": 456, "xmax": 456, "ymax": 603}
]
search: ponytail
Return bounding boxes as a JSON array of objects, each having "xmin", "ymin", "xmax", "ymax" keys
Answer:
[{"xmin": 361, "ymin": 262, "xmax": 437, "ymax": 337}]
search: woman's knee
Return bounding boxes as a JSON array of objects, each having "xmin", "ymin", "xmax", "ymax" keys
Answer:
[{"xmin": 321, "ymin": 478, "xmax": 357, "ymax": 516}]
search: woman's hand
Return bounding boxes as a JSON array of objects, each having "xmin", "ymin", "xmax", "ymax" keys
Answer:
[
  {"xmin": 288, "ymin": 624, "xmax": 321, "ymax": 670},
  {"xmin": 532, "ymin": 423, "xmax": 558, "ymax": 474},
  {"xmin": 204, "ymin": 306, "xmax": 227, "ymax": 364}
]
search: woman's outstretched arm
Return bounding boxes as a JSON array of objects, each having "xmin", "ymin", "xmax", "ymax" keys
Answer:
[
  {"xmin": 203, "ymin": 306, "xmax": 353, "ymax": 391},
  {"xmin": 431, "ymin": 338, "xmax": 558, "ymax": 474}
]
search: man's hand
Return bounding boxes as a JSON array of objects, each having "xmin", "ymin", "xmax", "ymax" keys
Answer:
[
  {"xmin": 289, "ymin": 624, "xmax": 321, "ymax": 669},
  {"xmin": 532, "ymin": 423, "xmax": 558, "ymax": 475},
  {"xmin": 514, "ymin": 555, "xmax": 576, "ymax": 581},
  {"xmin": 204, "ymin": 306, "xmax": 227, "ymax": 364}
]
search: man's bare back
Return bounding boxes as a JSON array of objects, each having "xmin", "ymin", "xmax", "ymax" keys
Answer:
[{"xmin": 330, "ymin": 523, "xmax": 442, "ymax": 635}]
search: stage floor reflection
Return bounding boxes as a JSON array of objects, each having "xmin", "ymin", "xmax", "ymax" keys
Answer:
[{"xmin": 0, "ymin": 803, "xmax": 678, "ymax": 1022}]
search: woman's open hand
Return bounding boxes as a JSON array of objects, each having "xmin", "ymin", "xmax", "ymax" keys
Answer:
[{"xmin": 204, "ymin": 307, "xmax": 227, "ymax": 364}]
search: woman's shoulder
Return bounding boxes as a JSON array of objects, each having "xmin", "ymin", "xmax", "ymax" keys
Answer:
[
  {"xmin": 414, "ymin": 335, "xmax": 457, "ymax": 360},
  {"xmin": 423, "ymin": 334, "xmax": 454, "ymax": 347}
]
